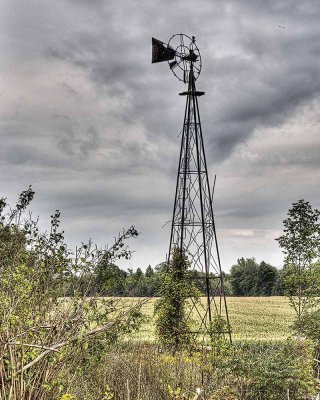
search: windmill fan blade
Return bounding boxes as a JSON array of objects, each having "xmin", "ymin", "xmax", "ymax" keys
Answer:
[
  {"xmin": 152, "ymin": 37, "xmax": 176, "ymax": 63},
  {"xmin": 169, "ymin": 60, "xmax": 178, "ymax": 69}
]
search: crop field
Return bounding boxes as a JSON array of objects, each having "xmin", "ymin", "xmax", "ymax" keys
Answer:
[{"xmin": 126, "ymin": 296, "xmax": 295, "ymax": 342}]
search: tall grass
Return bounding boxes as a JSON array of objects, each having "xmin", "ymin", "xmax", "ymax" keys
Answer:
[{"xmin": 63, "ymin": 339, "xmax": 316, "ymax": 400}]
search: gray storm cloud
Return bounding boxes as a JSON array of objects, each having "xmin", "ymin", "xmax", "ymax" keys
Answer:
[{"xmin": 1, "ymin": 0, "xmax": 319, "ymax": 269}]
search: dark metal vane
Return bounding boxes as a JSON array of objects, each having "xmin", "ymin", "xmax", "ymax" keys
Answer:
[{"xmin": 152, "ymin": 34, "xmax": 232, "ymax": 344}]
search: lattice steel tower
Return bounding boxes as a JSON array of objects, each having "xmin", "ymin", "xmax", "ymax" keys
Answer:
[{"xmin": 152, "ymin": 34, "xmax": 231, "ymax": 343}]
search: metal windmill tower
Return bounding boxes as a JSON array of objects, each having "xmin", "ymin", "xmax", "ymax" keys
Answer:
[{"xmin": 152, "ymin": 34, "xmax": 231, "ymax": 343}]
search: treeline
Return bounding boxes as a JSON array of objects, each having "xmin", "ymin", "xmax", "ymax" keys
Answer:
[
  {"xmin": 66, "ymin": 257, "xmax": 285, "ymax": 297},
  {"xmin": 227, "ymin": 258, "xmax": 284, "ymax": 296}
]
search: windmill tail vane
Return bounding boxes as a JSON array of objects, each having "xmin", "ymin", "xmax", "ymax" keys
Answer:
[
  {"xmin": 152, "ymin": 37, "xmax": 176, "ymax": 63},
  {"xmin": 151, "ymin": 34, "xmax": 232, "ymax": 345}
]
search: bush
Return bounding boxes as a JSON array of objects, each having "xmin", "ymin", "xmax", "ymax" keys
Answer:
[
  {"xmin": 66, "ymin": 340, "xmax": 316, "ymax": 400},
  {"xmin": 154, "ymin": 248, "xmax": 200, "ymax": 352},
  {"xmin": 0, "ymin": 188, "xmax": 143, "ymax": 399}
]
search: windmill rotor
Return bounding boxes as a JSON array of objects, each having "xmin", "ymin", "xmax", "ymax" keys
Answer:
[
  {"xmin": 152, "ymin": 34, "xmax": 202, "ymax": 83},
  {"xmin": 167, "ymin": 34, "xmax": 202, "ymax": 83}
]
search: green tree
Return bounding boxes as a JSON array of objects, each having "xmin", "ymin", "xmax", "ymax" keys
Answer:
[
  {"xmin": 145, "ymin": 265, "xmax": 154, "ymax": 277},
  {"xmin": 272, "ymin": 268, "xmax": 286, "ymax": 295},
  {"xmin": 229, "ymin": 258, "xmax": 259, "ymax": 296},
  {"xmin": 144, "ymin": 265, "xmax": 162, "ymax": 296},
  {"xmin": 221, "ymin": 273, "xmax": 233, "ymax": 296},
  {"xmin": 95, "ymin": 262, "xmax": 128, "ymax": 296},
  {"xmin": 230, "ymin": 258, "xmax": 279, "ymax": 296},
  {"xmin": 125, "ymin": 267, "xmax": 147, "ymax": 296},
  {"xmin": 276, "ymin": 199, "xmax": 320, "ymax": 328},
  {"xmin": 257, "ymin": 261, "xmax": 279, "ymax": 296}
]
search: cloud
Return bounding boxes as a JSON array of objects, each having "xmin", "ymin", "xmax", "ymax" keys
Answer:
[{"xmin": 1, "ymin": 0, "xmax": 320, "ymax": 270}]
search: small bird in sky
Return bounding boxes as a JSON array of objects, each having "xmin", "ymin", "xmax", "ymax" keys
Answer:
[{"xmin": 278, "ymin": 25, "xmax": 286, "ymax": 29}]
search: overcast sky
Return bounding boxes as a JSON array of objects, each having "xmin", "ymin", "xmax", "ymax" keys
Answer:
[{"xmin": 1, "ymin": 0, "xmax": 320, "ymax": 271}]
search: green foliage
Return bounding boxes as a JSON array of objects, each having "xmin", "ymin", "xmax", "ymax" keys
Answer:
[
  {"xmin": 282, "ymin": 262, "xmax": 320, "ymax": 321},
  {"xmin": 277, "ymin": 200, "xmax": 320, "ymax": 266},
  {"xmin": 0, "ymin": 188, "xmax": 144, "ymax": 399},
  {"xmin": 276, "ymin": 200, "xmax": 320, "ymax": 326},
  {"xmin": 72, "ymin": 262, "xmax": 163, "ymax": 297},
  {"xmin": 297, "ymin": 306, "xmax": 320, "ymax": 344},
  {"xmin": 209, "ymin": 315, "xmax": 229, "ymax": 341},
  {"xmin": 224, "ymin": 340, "xmax": 316, "ymax": 399},
  {"xmin": 230, "ymin": 258, "xmax": 279, "ymax": 296},
  {"xmin": 1, "ymin": 190, "xmax": 318, "ymax": 399},
  {"xmin": 72, "ymin": 340, "xmax": 316, "ymax": 400},
  {"xmin": 272, "ymin": 268, "xmax": 286, "ymax": 295},
  {"xmin": 230, "ymin": 258, "xmax": 259, "ymax": 296},
  {"xmin": 257, "ymin": 261, "xmax": 278, "ymax": 296},
  {"xmin": 95, "ymin": 262, "xmax": 128, "ymax": 296},
  {"xmin": 155, "ymin": 248, "xmax": 200, "ymax": 352},
  {"xmin": 249, "ymin": 340, "xmax": 315, "ymax": 399},
  {"xmin": 67, "ymin": 257, "xmax": 285, "ymax": 298}
]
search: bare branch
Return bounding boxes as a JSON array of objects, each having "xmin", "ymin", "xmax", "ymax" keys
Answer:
[
  {"xmin": 7, "ymin": 343, "xmax": 61, "ymax": 353},
  {"xmin": 17, "ymin": 299, "xmax": 148, "ymax": 374}
]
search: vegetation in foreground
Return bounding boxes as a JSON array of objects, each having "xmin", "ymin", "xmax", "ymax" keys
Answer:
[
  {"xmin": 58, "ymin": 339, "xmax": 316, "ymax": 400},
  {"xmin": 0, "ymin": 189, "xmax": 319, "ymax": 399},
  {"xmin": 0, "ymin": 188, "xmax": 144, "ymax": 399}
]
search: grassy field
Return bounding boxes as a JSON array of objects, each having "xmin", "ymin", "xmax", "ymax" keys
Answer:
[{"xmin": 128, "ymin": 296, "xmax": 295, "ymax": 342}]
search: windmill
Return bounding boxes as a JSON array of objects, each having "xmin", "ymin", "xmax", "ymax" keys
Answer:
[{"xmin": 152, "ymin": 34, "xmax": 231, "ymax": 343}]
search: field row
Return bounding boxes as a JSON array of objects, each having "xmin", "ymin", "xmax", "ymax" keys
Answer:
[{"xmin": 126, "ymin": 296, "xmax": 295, "ymax": 342}]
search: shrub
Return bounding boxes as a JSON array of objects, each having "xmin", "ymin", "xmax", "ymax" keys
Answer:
[
  {"xmin": 0, "ymin": 188, "xmax": 143, "ymax": 399},
  {"xmin": 154, "ymin": 248, "xmax": 200, "ymax": 352}
]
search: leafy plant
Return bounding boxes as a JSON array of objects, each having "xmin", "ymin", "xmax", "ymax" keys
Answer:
[
  {"xmin": 0, "ymin": 187, "xmax": 144, "ymax": 399},
  {"xmin": 276, "ymin": 200, "xmax": 320, "ymax": 329},
  {"xmin": 154, "ymin": 247, "xmax": 200, "ymax": 352}
]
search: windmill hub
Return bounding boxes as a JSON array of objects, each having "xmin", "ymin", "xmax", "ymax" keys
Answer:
[{"xmin": 181, "ymin": 49, "xmax": 198, "ymax": 62}]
